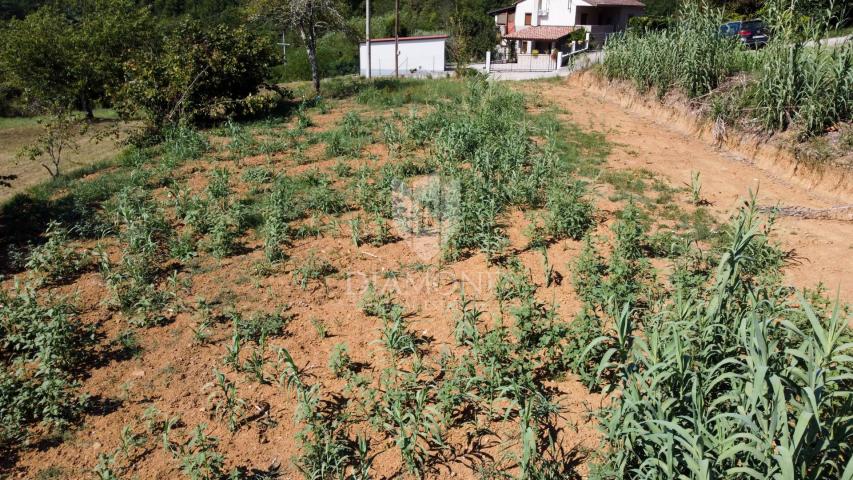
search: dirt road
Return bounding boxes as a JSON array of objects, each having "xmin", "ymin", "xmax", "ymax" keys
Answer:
[{"xmin": 541, "ymin": 75, "xmax": 853, "ymax": 303}]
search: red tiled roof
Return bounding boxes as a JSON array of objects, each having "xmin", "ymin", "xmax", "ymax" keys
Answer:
[
  {"xmin": 364, "ymin": 35, "xmax": 448, "ymax": 43},
  {"xmin": 504, "ymin": 26, "xmax": 576, "ymax": 41},
  {"xmin": 582, "ymin": 0, "xmax": 645, "ymax": 6}
]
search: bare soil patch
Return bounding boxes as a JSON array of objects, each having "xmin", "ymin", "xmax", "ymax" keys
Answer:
[{"xmin": 539, "ymin": 73, "xmax": 853, "ymax": 303}]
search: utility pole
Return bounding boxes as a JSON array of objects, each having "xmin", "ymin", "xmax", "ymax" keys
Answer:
[
  {"xmin": 394, "ymin": 0, "xmax": 399, "ymax": 78},
  {"xmin": 366, "ymin": 0, "xmax": 372, "ymax": 78}
]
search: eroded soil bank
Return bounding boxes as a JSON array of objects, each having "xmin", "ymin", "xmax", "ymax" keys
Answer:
[{"xmin": 539, "ymin": 73, "xmax": 852, "ymax": 302}]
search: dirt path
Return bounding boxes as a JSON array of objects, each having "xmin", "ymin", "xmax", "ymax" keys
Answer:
[{"xmin": 540, "ymin": 76, "xmax": 853, "ymax": 303}]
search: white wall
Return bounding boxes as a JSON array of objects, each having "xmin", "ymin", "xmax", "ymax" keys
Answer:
[
  {"xmin": 514, "ymin": 0, "xmax": 536, "ymax": 29},
  {"xmin": 514, "ymin": 0, "xmax": 575, "ymax": 30},
  {"xmin": 511, "ymin": 1, "xmax": 643, "ymax": 31},
  {"xmin": 359, "ymin": 38, "xmax": 446, "ymax": 77}
]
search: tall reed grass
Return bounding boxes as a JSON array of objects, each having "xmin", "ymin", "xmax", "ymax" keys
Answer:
[
  {"xmin": 588, "ymin": 198, "xmax": 852, "ymax": 479},
  {"xmin": 602, "ymin": 1, "xmax": 853, "ymax": 137}
]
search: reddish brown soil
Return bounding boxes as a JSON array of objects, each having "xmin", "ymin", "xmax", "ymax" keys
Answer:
[
  {"xmin": 8, "ymin": 77, "xmax": 851, "ymax": 480},
  {"xmin": 541, "ymin": 74, "xmax": 853, "ymax": 304},
  {"xmin": 7, "ymin": 102, "xmax": 603, "ymax": 480}
]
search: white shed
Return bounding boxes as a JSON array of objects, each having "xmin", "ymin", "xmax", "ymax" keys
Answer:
[{"xmin": 359, "ymin": 35, "xmax": 448, "ymax": 77}]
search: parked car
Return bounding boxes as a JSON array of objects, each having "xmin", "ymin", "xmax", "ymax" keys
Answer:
[{"xmin": 720, "ymin": 19, "xmax": 769, "ymax": 48}]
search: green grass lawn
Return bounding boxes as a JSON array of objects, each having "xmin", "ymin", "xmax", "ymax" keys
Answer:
[{"xmin": 0, "ymin": 108, "xmax": 119, "ymax": 130}]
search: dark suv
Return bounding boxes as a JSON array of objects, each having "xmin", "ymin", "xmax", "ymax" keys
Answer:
[{"xmin": 720, "ymin": 20, "xmax": 769, "ymax": 48}]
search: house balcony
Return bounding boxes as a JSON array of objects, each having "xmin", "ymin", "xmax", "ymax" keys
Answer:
[{"xmin": 576, "ymin": 24, "xmax": 615, "ymax": 34}]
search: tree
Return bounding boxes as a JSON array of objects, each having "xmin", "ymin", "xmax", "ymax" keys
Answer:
[
  {"xmin": 115, "ymin": 21, "xmax": 280, "ymax": 131},
  {"xmin": 0, "ymin": 5, "xmax": 79, "ymax": 112},
  {"xmin": 18, "ymin": 108, "xmax": 88, "ymax": 179},
  {"xmin": 67, "ymin": 0, "xmax": 153, "ymax": 119},
  {"xmin": 0, "ymin": 0, "xmax": 151, "ymax": 118},
  {"xmin": 447, "ymin": 8, "xmax": 497, "ymax": 66},
  {"xmin": 248, "ymin": 0, "xmax": 350, "ymax": 95}
]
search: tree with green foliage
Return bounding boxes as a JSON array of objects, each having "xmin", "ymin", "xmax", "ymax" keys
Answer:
[
  {"xmin": 115, "ymin": 21, "xmax": 280, "ymax": 133},
  {"xmin": 248, "ymin": 0, "xmax": 351, "ymax": 96},
  {"xmin": 0, "ymin": 0, "xmax": 151, "ymax": 118}
]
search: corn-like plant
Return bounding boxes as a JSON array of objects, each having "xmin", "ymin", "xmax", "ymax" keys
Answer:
[
  {"xmin": 277, "ymin": 348, "xmax": 365, "ymax": 480},
  {"xmin": 689, "ymin": 171, "xmax": 702, "ymax": 206},
  {"xmin": 545, "ymin": 180, "xmax": 595, "ymax": 241},
  {"xmin": 205, "ymin": 369, "xmax": 245, "ymax": 433},
  {"xmin": 587, "ymin": 197, "xmax": 852, "ymax": 480},
  {"xmin": 243, "ymin": 342, "xmax": 270, "ymax": 384},
  {"xmin": 603, "ymin": 2, "xmax": 739, "ymax": 99},
  {"xmin": 349, "ymin": 216, "xmax": 364, "ymax": 247},
  {"xmin": 603, "ymin": 1, "xmax": 852, "ymax": 138}
]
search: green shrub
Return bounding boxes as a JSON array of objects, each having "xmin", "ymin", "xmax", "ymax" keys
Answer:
[
  {"xmin": 242, "ymin": 167, "xmax": 273, "ymax": 186},
  {"xmin": 328, "ymin": 343, "xmax": 353, "ymax": 378},
  {"xmin": 293, "ymin": 253, "xmax": 337, "ymax": 289},
  {"xmin": 161, "ymin": 125, "xmax": 209, "ymax": 165},
  {"xmin": 359, "ymin": 282, "xmax": 399, "ymax": 318},
  {"xmin": 232, "ymin": 309, "xmax": 291, "ymax": 344},
  {"xmin": 323, "ymin": 112, "xmax": 373, "ymax": 158},
  {"xmin": 572, "ymin": 236, "xmax": 607, "ymax": 308}
]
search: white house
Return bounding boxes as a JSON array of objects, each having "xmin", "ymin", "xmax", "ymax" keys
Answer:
[
  {"xmin": 359, "ymin": 35, "xmax": 448, "ymax": 77},
  {"xmin": 491, "ymin": 0, "xmax": 644, "ymax": 55}
]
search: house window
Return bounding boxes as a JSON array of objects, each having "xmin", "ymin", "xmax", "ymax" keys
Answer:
[
  {"xmin": 525, "ymin": 13, "xmax": 532, "ymax": 25},
  {"xmin": 580, "ymin": 13, "xmax": 587, "ymax": 25}
]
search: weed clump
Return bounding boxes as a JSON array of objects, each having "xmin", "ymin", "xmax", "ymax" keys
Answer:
[{"xmin": 0, "ymin": 285, "xmax": 95, "ymax": 446}]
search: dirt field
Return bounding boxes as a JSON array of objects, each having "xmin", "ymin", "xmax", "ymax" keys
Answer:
[
  {"xmin": 540, "ymin": 74, "xmax": 853, "ymax": 303},
  {"xmin": 2, "ymin": 76, "xmax": 850, "ymax": 480}
]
